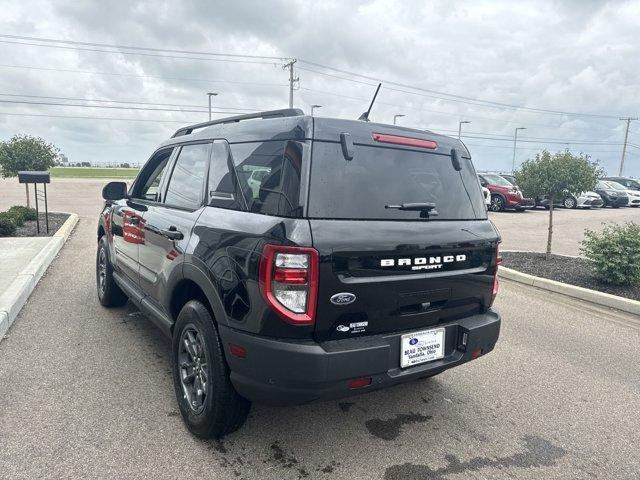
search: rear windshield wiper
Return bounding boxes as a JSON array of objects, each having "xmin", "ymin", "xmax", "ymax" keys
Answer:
[{"xmin": 385, "ymin": 202, "xmax": 438, "ymax": 219}]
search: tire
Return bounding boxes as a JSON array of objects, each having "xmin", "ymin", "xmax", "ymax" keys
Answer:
[
  {"xmin": 172, "ymin": 300, "xmax": 251, "ymax": 438},
  {"xmin": 563, "ymin": 197, "xmax": 577, "ymax": 209},
  {"xmin": 96, "ymin": 236, "xmax": 128, "ymax": 307},
  {"xmin": 489, "ymin": 194, "xmax": 505, "ymax": 212}
]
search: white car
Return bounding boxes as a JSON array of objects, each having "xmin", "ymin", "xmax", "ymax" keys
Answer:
[
  {"xmin": 605, "ymin": 180, "xmax": 640, "ymax": 207},
  {"xmin": 564, "ymin": 191, "xmax": 604, "ymax": 209},
  {"xmin": 482, "ymin": 186, "xmax": 491, "ymax": 208}
]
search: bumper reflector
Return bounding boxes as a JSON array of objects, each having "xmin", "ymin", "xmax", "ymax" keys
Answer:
[
  {"xmin": 348, "ymin": 377, "xmax": 372, "ymax": 389},
  {"xmin": 471, "ymin": 348, "xmax": 483, "ymax": 359}
]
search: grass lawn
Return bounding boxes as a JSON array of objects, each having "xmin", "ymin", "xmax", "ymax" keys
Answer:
[{"xmin": 50, "ymin": 167, "xmax": 140, "ymax": 179}]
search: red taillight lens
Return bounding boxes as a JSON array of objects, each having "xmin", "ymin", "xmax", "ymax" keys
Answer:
[
  {"xmin": 259, "ymin": 244, "xmax": 319, "ymax": 326},
  {"xmin": 492, "ymin": 243, "xmax": 502, "ymax": 299},
  {"xmin": 372, "ymin": 132, "xmax": 438, "ymax": 150}
]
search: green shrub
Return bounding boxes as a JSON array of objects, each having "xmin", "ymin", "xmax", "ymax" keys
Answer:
[
  {"xmin": 580, "ymin": 222, "xmax": 640, "ymax": 286},
  {"xmin": 7, "ymin": 205, "xmax": 37, "ymax": 224},
  {"xmin": 0, "ymin": 212, "xmax": 17, "ymax": 236}
]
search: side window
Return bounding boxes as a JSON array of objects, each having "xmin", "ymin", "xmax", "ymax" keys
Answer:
[
  {"xmin": 133, "ymin": 148, "xmax": 173, "ymax": 201},
  {"xmin": 208, "ymin": 141, "xmax": 244, "ymax": 210},
  {"xmin": 164, "ymin": 143, "xmax": 211, "ymax": 210},
  {"xmin": 229, "ymin": 140, "xmax": 303, "ymax": 217}
]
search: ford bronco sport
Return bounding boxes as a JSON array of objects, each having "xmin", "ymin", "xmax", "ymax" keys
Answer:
[{"xmin": 96, "ymin": 109, "xmax": 501, "ymax": 437}]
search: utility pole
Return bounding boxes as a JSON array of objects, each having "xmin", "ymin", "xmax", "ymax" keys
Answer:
[
  {"xmin": 619, "ymin": 117, "xmax": 637, "ymax": 175},
  {"xmin": 512, "ymin": 127, "xmax": 526, "ymax": 173},
  {"xmin": 206, "ymin": 92, "xmax": 217, "ymax": 121},
  {"xmin": 393, "ymin": 114, "xmax": 405, "ymax": 125},
  {"xmin": 458, "ymin": 120, "xmax": 471, "ymax": 139},
  {"xmin": 283, "ymin": 60, "xmax": 298, "ymax": 108}
]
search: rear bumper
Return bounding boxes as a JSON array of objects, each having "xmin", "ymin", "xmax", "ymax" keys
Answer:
[{"xmin": 218, "ymin": 310, "xmax": 501, "ymax": 405}]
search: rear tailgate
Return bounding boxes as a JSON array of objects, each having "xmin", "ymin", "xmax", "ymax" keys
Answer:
[
  {"xmin": 306, "ymin": 122, "xmax": 498, "ymax": 342},
  {"xmin": 310, "ymin": 219, "xmax": 498, "ymax": 341}
]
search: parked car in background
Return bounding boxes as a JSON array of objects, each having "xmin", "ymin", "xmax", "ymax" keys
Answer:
[
  {"xmin": 538, "ymin": 191, "xmax": 604, "ymax": 209},
  {"xmin": 595, "ymin": 180, "xmax": 629, "ymax": 208},
  {"xmin": 603, "ymin": 176, "xmax": 640, "ymax": 191},
  {"xmin": 602, "ymin": 180, "xmax": 640, "ymax": 207},
  {"xmin": 478, "ymin": 173, "xmax": 534, "ymax": 212}
]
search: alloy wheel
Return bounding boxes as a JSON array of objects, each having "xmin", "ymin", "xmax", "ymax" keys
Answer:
[
  {"xmin": 564, "ymin": 197, "xmax": 576, "ymax": 209},
  {"xmin": 97, "ymin": 248, "xmax": 107, "ymax": 296},
  {"xmin": 490, "ymin": 196, "xmax": 504, "ymax": 212},
  {"xmin": 178, "ymin": 326, "xmax": 209, "ymax": 414}
]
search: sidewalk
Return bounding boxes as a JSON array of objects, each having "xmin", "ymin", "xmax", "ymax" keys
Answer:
[{"xmin": 0, "ymin": 214, "xmax": 78, "ymax": 340}]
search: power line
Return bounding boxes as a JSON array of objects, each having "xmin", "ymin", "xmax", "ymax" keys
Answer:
[
  {"xmin": 0, "ymin": 92, "xmax": 260, "ymax": 111},
  {"xmin": 0, "ymin": 63, "xmax": 287, "ymax": 87},
  {"xmin": 0, "ymin": 111, "xmax": 194, "ymax": 123},
  {"xmin": 298, "ymin": 62, "xmax": 629, "ymax": 120},
  {"xmin": 299, "ymin": 86, "xmax": 620, "ymax": 134},
  {"xmin": 0, "ymin": 39, "xmax": 280, "ymax": 65},
  {"xmin": 0, "ymin": 98, "xmax": 253, "ymax": 114},
  {"xmin": 0, "ymin": 34, "xmax": 289, "ymax": 61}
]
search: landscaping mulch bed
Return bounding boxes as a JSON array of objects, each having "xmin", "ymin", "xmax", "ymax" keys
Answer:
[
  {"xmin": 13, "ymin": 213, "xmax": 70, "ymax": 237},
  {"xmin": 502, "ymin": 251, "xmax": 640, "ymax": 301}
]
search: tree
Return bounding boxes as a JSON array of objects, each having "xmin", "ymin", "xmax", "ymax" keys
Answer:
[
  {"xmin": 515, "ymin": 150, "xmax": 601, "ymax": 254},
  {"xmin": 0, "ymin": 135, "xmax": 60, "ymax": 178}
]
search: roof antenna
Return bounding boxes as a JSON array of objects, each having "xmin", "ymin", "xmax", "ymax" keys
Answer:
[{"xmin": 358, "ymin": 83, "xmax": 382, "ymax": 122}]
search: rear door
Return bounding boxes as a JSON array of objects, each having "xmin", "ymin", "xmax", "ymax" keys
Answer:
[
  {"xmin": 306, "ymin": 131, "xmax": 499, "ymax": 342},
  {"xmin": 139, "ymin": 142, "xmax": 211, "ymax": 303}
]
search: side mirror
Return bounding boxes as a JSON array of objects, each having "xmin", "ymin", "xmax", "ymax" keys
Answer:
[{"xmin": 102, "ymin": 181, "xmax": 128, "ymax": 201}]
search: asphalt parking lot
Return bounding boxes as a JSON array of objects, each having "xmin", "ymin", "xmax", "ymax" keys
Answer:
[{"xmin": 1, "ymin": 178, "xmax": 639, "ymax": 479}]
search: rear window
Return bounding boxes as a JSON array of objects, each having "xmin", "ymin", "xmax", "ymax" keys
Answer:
[{"xmin": 308, "ymin": 142, "xmax": 486, "ymax": 220}]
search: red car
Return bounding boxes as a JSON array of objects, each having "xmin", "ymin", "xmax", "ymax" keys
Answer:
[{"xmin": 478, "ymin": 173, "xmax": 534, "ymax": 212}]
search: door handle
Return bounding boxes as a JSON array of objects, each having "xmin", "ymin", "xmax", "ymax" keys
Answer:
[{"xmin": 161, "ymin": 226, "xmax": 184, "ymax": 241}]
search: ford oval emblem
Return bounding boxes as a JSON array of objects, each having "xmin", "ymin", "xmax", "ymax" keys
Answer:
[
  {"xmin": 409, "ymin": 338, "xmax": 419, "ymax": 345},
  {"xmin": 330, "ymin": 292, "xmax": 356, "ymax": 305}
]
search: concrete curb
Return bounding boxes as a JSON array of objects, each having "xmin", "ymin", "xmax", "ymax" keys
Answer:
[
  {"xmin": 499, "ymin": 265, "xmax": 640, "ymax": 316},
  {"xmin": 0, "ymin": 213, "xmax": 79, "ymax": 342}
]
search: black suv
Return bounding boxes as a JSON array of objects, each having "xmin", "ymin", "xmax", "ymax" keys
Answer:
[{"xmin": 96, "ymin": 109, "xmax": 502, "ymax": 437}]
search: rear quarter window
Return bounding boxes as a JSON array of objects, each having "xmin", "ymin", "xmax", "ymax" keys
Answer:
[{"xmin": 229, "ymin": 140, "xmax": 304, "ymax": 218}]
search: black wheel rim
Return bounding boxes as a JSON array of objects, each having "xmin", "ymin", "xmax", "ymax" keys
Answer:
[
  {"xmin": 98, "ymin": 248, "xmax": 107, "ymax": 296},
  {"xmin": 490, "ymin": 197, "xmax": 503, "ymax": 212},
  {"xmin": 179, "ymin": 326, "xmax": 209, "ymax": 414}
]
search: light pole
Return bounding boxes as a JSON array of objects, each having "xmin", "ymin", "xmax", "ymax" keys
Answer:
[
  {"xmin": 512, "ymin": 127, "xmax": 526, "ymax": 172},
  {"xmin": 311, "ymin": 105, "xmax": 322, "ymax": 116},
  {"xmin": 393, "ymin": 114, "xmax": 405, "ymax": 125},
  {"xmin": 458, "ymin": 120, "xmax": 471, "ymax": 139},
  {"xmin": 207, "ymin": 92, "xmax": 218, "ymax": 121}
]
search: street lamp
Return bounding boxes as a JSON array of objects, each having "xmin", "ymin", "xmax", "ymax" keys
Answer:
[
  {"xmin": 311, "ymin": 104, "xmax": 322, "ymax": 116},
  {"xmin": 206, "ymin": 92, "xmax": 218, "ymax": 121},
  {"xmin": 393, "ymin": 114, "xmax": 405, "ymax": 125},
  {"xmin": 458, "ymin": 120, "xmax": 471, "ymax": 139},
  {"xmin": 512, "ymin": 127, "xmax": 526, "ymax": 172}
]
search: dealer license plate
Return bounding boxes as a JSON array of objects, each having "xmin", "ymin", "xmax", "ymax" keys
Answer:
[{"xmin": 400, "ymin": 328, "xmax": 445, "ymax": 368}]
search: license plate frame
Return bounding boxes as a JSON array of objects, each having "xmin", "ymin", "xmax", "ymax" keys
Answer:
[{"xmin": 400, "ymin": 327, "xmax": 446, "ymax": 368}]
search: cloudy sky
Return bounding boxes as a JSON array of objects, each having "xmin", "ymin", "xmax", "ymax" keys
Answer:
[{"xmin": 1, "ymin": 0, "xmax": 639, "ymax": 176}]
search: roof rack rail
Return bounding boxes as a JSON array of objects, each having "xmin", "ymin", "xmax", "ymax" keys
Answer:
[{"xmin": 171, "ymin": 108, "xmax": 305, "ymax": 138}]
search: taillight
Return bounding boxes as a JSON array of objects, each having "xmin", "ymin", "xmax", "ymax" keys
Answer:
[
  {"xmin": 259, "ymin": 244, "xmax": 319, "ymax": 326},
  {"xmin": 492, "ymin": 243, "xmax": 502, "ymax": 300},
  {"xmin": 372, "ymin": 132, "xmax": 438, "ymax": 150}
]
